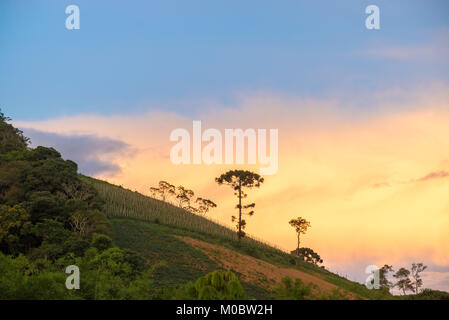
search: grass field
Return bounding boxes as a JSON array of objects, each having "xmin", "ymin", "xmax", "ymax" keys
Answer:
[{"xmin": 111, "ymin": 218, "xmax": 219, "ymax": 287}]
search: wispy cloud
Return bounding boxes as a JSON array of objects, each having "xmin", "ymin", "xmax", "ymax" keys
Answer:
[
  {"xmin": 374, "ymin": 169, "xmax": 449, "ymax": 188},
  {"xmin": 414, "ymin": 170, "xmax": 449, "ymax": 183},
  {"xmin": 371, "ymin": 182, "xmax": 391, "ymax": 189},
  {"xmin": 22, "ymin": 128, "xmax": 133, "ymax": 177}
]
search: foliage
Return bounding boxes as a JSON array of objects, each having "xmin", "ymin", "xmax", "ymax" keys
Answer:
[
  {"xmin": 289, "ymin": 217, "xmax": 311, "ymax": 250},
  {"xmin": 149, "ymin": 180, "xmax": 216, "ymax": 215},
  {"xmin": 410, "ymin": 263, "xmax": 427, "ymax": 294},
  {"xmin": 195, "ymin": 197, "xmax": 217, "ymax": 215},
  {"xmin": 149, "ymin": 181, "xmax": 175, "ymax": 202},
  {"xmin": 393, "ymin": 267, "xmax": 414, "ymax": 295},
  {"xmin": 0, "ymin": 109, "xmax": 29, "ymax": 154},
  {"xmin": 271, "ymin": 276, "xmax": 314, "ymax": 300},
  {"xmin": 0, "ymin": 205, "xmax": 32, "ymax": 254},
  {"xmin": 384, "ymin": 263, "xmax": 428, "ymax": 295},
  {"xmin": 379, "ymin": 264, "xmax": 394, "ymax": 290},
  {"xmin": 0, "ymin": 135, "xmax": 106, "ymax": 254},
  {"xmin": 0, "ymin": 246, "xmax": 158, "ymax": 300},
  {"xmin": 70, "ymin": 209, "xmax": 110, "ymax": 237},
  {"xmin": 175, "ymin": 186, "xmax": 194, "ymax": 208},
  {"xmin": 0, "ymin": 252, "xmax": 74, "ymax": 300},
  {"xmin": 91, "ymin": 233, "xmax": 113, "ymax": 252},
  {"xmin": 401, "ymin": 288, "xmax": 449, "ymax": 300},
  {"xmin": 175, "ymin": 270, "xmax": 246, "ymax": 300},
  {"xmin": 291, "ymin": 247, "xmax": 323, "ymax": 265}
]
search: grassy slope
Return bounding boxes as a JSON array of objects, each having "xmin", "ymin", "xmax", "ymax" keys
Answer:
[
  {"xmin": 82, "ymin": 175, "xmax": 393, "ymax": 300},
  {"xmin": 111, "ymin": 218, "xmax": 270, "ymax": 299}
]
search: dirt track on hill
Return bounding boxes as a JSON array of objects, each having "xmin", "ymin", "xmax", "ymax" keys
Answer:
[{"xmin": 175, "ymin": 235, "xmax": 356, "ymax": 298}]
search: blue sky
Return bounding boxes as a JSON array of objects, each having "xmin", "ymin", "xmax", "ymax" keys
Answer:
[{"xmin": 1, "ymin": 0, "xmax": 448, "ymax": 120}]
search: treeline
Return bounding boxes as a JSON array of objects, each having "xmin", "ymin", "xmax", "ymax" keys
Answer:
[
  {"xmin": 379, "ymin": 263, "xmax": 428, "ymax": 295},
  {"xmin": 149, "ymin": 181, "xmax": 216, "ymax": 215}
]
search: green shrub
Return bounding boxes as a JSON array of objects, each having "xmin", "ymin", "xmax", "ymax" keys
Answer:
[
  {"xmin": 177, "ymin": 270, "xmax": 246, "ymax": 300},
  {"xmin": 199, "ymin": 285, "xmax": 219, "ymax": 300},
  {"xmin": 402, "ymin": 289, "xmax": 449, "ymax": 300},
  {"xmin": 271, "ymin": 276, "xmax": 314, "ymax": 300},
  {"xmin": 91, "ymin": 233, "xmax": 113, "ymax": 252}
]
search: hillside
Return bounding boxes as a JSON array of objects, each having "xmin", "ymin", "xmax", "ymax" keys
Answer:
[
  {"xmin": 81, "ymin": 175, "xmax": 394, "ymax": 300},
  {"xmin": 2, "ymin": 111, "xmax": 446, "ymax": 300},
  {"xmin": 2, "ymin": 110, "xmax": 385, "ymax": 300}
]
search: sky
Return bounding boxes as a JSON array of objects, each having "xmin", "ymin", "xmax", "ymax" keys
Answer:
[{"xmin": 2, "ymin": 0, "xmax": 449, "ymax": 292}]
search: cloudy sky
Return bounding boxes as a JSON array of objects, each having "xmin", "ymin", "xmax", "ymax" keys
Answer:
[{"xmin": 3, "ymin": 0, "xmax": 449, "ymax": 291}]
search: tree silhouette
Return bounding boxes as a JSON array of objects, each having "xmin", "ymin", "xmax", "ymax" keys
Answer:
[
  {"xmin": 289, "ymin": 217, "xmax": 311, "ymax": 253},
  {"xmin": 149, "ymin": 187, "xmax": 160, "ymax": 199},
  {"xmin": 149, "ymin": 181, "xmax": 175, "ymax": 202},
  {"xmin": 379, "ymin": 264, "xmax": 394, "ymax": 290},
  {"xmin": 411, "ymin": 263, "xmax": 427, "ymax": 294},
  {"xmin": 195, "ymin": 197, "xmax": 217, "ymax": 215},
  {"xmin": 176, "ymin": 186, "xmax": 194, "ymax": 208},
  {"xmin": 215, "ymin": 170, "xmax": 264, "ymax": 240},
  {"xmin": 393, "ymin": 267, "xmax": 414, "ymax": 295},
  {"xmin": 294, "ymin": 247, "xmax": 323, "ymax": 265}
]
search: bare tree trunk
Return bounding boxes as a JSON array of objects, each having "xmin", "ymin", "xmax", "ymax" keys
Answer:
[
  {"xmin": 414, "ymin": 276, "xmax": 418, "ymax": 294},
  {"xmin": 238, "ymin": 180, "xmax": 242, "ymax": 241},
  {"xmin": 297, "ymin": 233, "xmax": 300, "ymax": 251}
]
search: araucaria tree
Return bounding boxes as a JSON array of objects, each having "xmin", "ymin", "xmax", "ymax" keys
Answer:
[
  {"xmin": 289, "ymin": 217, "xmax": 311, "ymax": 253},
  {"xmin": 215, "ymin": 170, "xmax": 264, "ymax": 240}
]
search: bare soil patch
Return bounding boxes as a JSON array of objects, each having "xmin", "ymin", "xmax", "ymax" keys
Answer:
[{"xmin": 175, "ymin": 235, "xmax": 355, "ymax": 298}]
